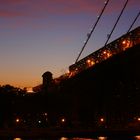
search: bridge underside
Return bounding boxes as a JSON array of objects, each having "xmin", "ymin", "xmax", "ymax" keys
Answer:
[{"xmin": 60, "ymin": 43, "xmax": 140, "ymax": 127}]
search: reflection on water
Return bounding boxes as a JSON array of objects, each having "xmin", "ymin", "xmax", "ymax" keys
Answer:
[
  {"xmin": 135, "ymin": 136, "xmax": 140, "ymax": 140},
  {"xmin": 11, "ymin": 136, "xmax": 140, "ymax": 140},
  {"xmin": 14, "ymin": 138, "xmax": 22, "ymax": 140},
  {"xmin": 60, "ymin": 137, "xmax": 69, "ymax": 140},
  {"xmin": 60, "ymin": 137, "xmax": 101, "ymax": 140},
  {"xmin": 98, "ymin": 137, "xmax": 107, "ymax": 140}
]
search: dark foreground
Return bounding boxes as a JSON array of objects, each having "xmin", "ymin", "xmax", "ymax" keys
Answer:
[{"xmin": 1, "ymin": 128, "xmax": 140, "ymax": 138}]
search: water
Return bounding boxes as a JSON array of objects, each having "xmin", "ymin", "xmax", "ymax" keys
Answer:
[{"xmin": 9, "ymin": 136, "xmax": 140, "ymax": 140}]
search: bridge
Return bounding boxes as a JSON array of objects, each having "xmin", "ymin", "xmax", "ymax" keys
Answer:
[
  {"xmin": 0, "ymin": 0, "xmax": 140, "ymax": 132},
  {"xmin": 56, "ymin": 26, "xmax": 140, "ymax": 128},
  {"xmin": 41, "ymin": 4, "xmax": 140, "ymax": 127},
  {"xmin": 69, "ymin": 26, "xmax": 140, "ymax": 77}
]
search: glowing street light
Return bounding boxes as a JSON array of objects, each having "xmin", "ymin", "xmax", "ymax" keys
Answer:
[
  {"xmin": 100, "ymin": 118, "xmax": 104, "ymax": 122},
  {"xmin": 137, "ymin": 118, "xmax": 140, "ymax": 121},
  {"xmin": 16, "ymin": 118, "xmax": 20, "ymax": 123},
  {"xmin": 61, "ymin": 118, "xmax": 65, "ymax": 123}
]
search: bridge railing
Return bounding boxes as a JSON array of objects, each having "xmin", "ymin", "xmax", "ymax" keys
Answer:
[{"xmin": 69, "ymin": 26, "xmax": 140, "ymax": 77}]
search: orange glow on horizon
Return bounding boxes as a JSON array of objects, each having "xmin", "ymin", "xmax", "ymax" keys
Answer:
[
  {"xmin": 0, "ymin": 79, "xmax": 42, "ymax": 89},
  {"xmin": 26, "ymin": 87, "xmax": 34, "ymax": 93}
]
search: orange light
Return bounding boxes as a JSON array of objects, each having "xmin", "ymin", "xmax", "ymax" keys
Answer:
[
  {"xmin": 14, "ymin": 138, "xmax": 22, "ymax": 140},
  {"xmin": 67, "ymin": 69, "xmax": 70, "ymax": 74},
  {"xmin": 91, "ymin": 61, "xmax": 95, "ymax": 65},
  {"xmin": 122, "ymin": 39, "xmax": 131, "ymax": 50},
  {"xmin": 69, "ymin": 71, "xmax": 73, "ymax": 77},
  {"xmin": 26, "ymin": 87, "xmax": 33, "ymax": 93},
  {"xmin": 103, "ymin": 50, "xmax": 107, "ymax": 54},
  {"xmin": 61, "ymin": 118, "xmax": 65, "ymax": 123},
  {"xmin": 87, "ymin": 59, "xmax": 91, "ymax": 63},
  {"xmin": 60, "ymin": 137, "xmax": 68, "ymax": 140},
  {"xmin": 87, "ymin": 59, "xmax": 95, "ymax": 67},
  {"xmin": 98, "ymin": 136, "xmax": 107, "ymax": 140},
  {"xmin": 100, "ymin": 118, "xmax": 104, "ymax": 122},
  {"xmin": 137, "ymin": 118, "xmax": 140, "ymax": 121},
  {"xmin": 135, "ymin": 135, "xmax": 140, "ymax": 140},
  {"xmin": 102, "ymin": 50, "xmax": 112, "ymax": 59},
  {"xmin": 16, "ymin": 118, "xmax": 20, "ymax": 123},
  {"xmin": 122, "ymin": 40, "xmax": 126, "ymax": 44}
]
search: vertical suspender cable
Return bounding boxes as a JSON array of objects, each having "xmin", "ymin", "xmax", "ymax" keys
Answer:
[
  {"xmin": 75, "ymin": 0, "xmax": 110, "ymax": 63},
  {"xmin": 103, "ymin": 0, "xmax": 129, "ymax": 47}
]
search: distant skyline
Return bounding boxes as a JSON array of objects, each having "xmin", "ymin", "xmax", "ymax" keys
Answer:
[{"xmin": 0, "ymin": 0, "xmax": 140, "ymax": 87}]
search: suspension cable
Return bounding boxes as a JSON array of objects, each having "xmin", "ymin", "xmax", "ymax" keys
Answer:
[
  {"xmin": 104, "ymin": 0, "xmax": 129, "ymax": 47},
  {"xmin": 75, "ymin": 0, "xmax": 110, "ymax": 63},
  {"xmin": 127, "ymin": 10, "xmax": 140, "ymax": 33}
]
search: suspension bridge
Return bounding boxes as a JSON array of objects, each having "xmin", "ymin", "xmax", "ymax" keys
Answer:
[
  {"xmin": 0, "ymin": 0, "xmax": 140, "ymax": 136},
  {"xmin": 53, "ymin": 0, "xmax": 140, "ymax": 128}
]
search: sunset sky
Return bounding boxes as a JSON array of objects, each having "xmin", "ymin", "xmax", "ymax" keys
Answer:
[{"xmin": 0, "ymin": 0, "xmax": 140, "ymax": 88}]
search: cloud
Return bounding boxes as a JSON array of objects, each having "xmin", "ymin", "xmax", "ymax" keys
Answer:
[
  {"xmin": 0, "ymin": 0, "xmax": 102, "ymax": 18},
  {"xmin": 45, "ymin": 0, "xmax": 99, "ymax": 14},
  {"xmin": 0, "ymin": 0, "xmax": 139, "ymax": 18},
  {"xmin": 0, "ymin": 0, "xmax": 99, "ymax": 29},
  {"xmin": 0, "ymin": 10, "xmax": 25, "ymax": 18},
  {"xmin": 0, "ymin": 0, "xmax": 23, "ymax": 5},
  {"xmin": 0, "ymin": 0, "xmax": 139, "ymax": 30}
]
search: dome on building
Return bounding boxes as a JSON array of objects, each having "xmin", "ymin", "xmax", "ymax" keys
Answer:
[{"xmin": 42, "ymin": 71, "xmax": 52, "ymax": 78}]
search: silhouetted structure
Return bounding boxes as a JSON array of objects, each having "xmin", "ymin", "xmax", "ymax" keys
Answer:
[
  {"xmin": 56, "ymin": 26, "xmax": 140, "ymax": 128},
  {"xmin": 42, "ymin": 71, "xmax": 53, "ymax": 93},
  {"xmin": 0, "ymin": 27, "xmax": 139, "ymax": 129},
  {"xmin": 39, "ymin": 27, "xmax": 140, "ymax": 128}
]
